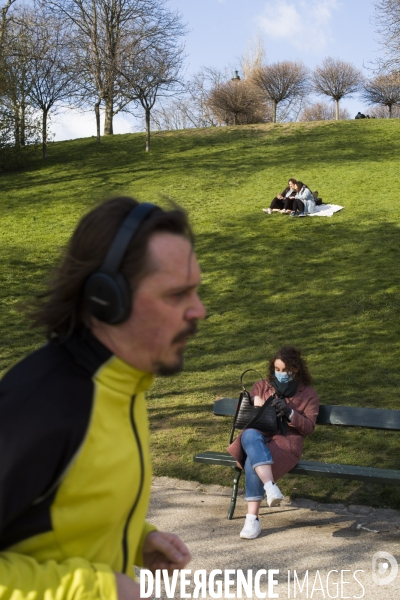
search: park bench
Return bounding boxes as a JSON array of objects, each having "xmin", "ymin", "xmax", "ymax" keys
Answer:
[{"xmin": 193, "ymin": 398, "xmax": 400, "ymax": 519}]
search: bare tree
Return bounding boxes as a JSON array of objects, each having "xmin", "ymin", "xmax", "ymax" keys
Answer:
[
  {"xmin": 25, "ymin": 8, "xmax": 75, "ymax": 158},
  {"xmin": 275, "ymin": 95, "xmax": 309, "ymax": 123},
  {"xmin": 374, "ymin": 0, "xmax": 400, "ymax": 70},
  {"xmin": 43, "ymin": 0, "xmax": 186, "ymax": 139},
  {"xmin": 0, "ymin": 6, "xmax": 43, "ymax": 148},
  {"xmin": 185, "ymin": 67, "xmax": 228, "ymax": 127},
  {"xmin": 312, "ymin": 57, "xmax": 362, "ymax": 120},
  {"xmin": 43, "ymin": 0, "xmax": 136, "ymax": 136},
  {"xmin": 119, "ymin": 44, "xmax": 184, "ymax": 150},
  {"xmin": 369, "ymin": 103, "xmax": 400, "ymax": 116},
  {"xmin": 208, "ymin": 78, "xmax": 268, "ymax": 126},
  {"xmin": 150, "ymin": 97, "xmax": 194, "ymax": 130},
  {"xmin": 1, "ymin": 0, "xmax": 18, "ymax": 101},
  {"xmin": 0, "ymin": 3, "xmax": 41, "ymax": 170},
  {"xmin": 116, "ymin": 6, "xmax": 185, "ymax": 150},
  {"xmin": 362, "ymin": 72, "xmax": 400, "ymax": 117},
  {"xmin": 1, "ymin": 11, "xmax": 32, "ymax": 146},
  {"xmin": 241, "ymin": 33, "xmax": 267, "ymax": 80},
  {"xmin": 150, "ymin": 68, "xmax": 221, "ymax": 131},
  {"xmin": 300, "ymin": 101, "xmax": 350, "ymax": 121},
  {"xmin": 0, "ymin": 0, "xmax": 17, "ymax": 48},
  {"xmin": 251, "ymin": 61, "xmax": 309, "ymax": 123}
]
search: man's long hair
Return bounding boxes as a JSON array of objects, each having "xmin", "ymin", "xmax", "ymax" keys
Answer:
[{"xmin": 28, "ymin": 196, "xmax": 193, "ymax": 342}]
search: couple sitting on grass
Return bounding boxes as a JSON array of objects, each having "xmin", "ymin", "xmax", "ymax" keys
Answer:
[{"xmin": 262, "ymin": 178, "xmax": 318, "ymax": 218}]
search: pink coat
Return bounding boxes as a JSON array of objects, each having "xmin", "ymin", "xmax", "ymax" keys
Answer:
[{"xmin": 226, "ymin": 380, "xmax": 320, "ymax": 481}]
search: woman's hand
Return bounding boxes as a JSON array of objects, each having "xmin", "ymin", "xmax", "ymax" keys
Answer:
[
  {"xmin": 271, "ymin": 397, "xmax": 292, "ymax": 418},
  {"xmin": 253, "ymin": 395, "xmax": 265, "ymax": 407}
]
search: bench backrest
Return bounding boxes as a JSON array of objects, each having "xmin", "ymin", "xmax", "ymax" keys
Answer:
[{"xmin": 214, "ymin": 398, "xmax": 400, "ymax": 431}]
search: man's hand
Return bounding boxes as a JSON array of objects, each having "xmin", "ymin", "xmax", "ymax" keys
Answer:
[
  {"xmin": 115, "ymin": 574, "xmax": 141, "ymax": 600},
  {"xmin": 114, "ymin": 532, "xmax": 191, "ymax": 599},
  {"xmin": 142, "ymin": 530, "xmax": 191, "ymax": 574}
]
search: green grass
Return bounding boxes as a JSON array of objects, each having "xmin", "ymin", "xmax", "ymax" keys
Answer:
[{"xmin": 2, "ymin": 119, "xmax": 400, "ymax": 509}]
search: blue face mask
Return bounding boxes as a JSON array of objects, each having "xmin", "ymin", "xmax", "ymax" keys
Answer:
[{"xmin": 275, "ymin": 370, "xmax": 292, "ymax": 383}]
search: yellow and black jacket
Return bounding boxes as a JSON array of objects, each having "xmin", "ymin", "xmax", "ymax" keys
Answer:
[{"xmin": 0, "ymin": 329, "xmax": 155, "ymax": 600}]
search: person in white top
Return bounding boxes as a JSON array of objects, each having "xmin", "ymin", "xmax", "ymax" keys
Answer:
[{"xmin": 290, "ymin": 181, "xmax": 316, "ymax": 217}]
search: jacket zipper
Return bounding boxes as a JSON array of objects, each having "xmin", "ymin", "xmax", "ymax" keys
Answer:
[{"xmin": 121, "ymin": 394, "xmax": 145, "ymax": 573}]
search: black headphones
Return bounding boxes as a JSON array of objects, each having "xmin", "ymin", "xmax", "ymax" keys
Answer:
[{"xmin": 83, "ymin": 202, "xmax": 159, "ymax": 324}]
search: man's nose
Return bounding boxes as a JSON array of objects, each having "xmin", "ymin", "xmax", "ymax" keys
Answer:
[{"xmin": 186, "ymin": 295, "xmax": 206, "ymax": 321}]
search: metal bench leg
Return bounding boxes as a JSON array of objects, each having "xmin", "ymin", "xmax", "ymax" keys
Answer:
[{"xmin": 227, "ymin": 467, "xmax": 242, "ymax": 520}]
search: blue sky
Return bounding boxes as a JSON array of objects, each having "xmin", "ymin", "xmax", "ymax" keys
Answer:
[
  {"xmin": 54, "ymin": 0, "xmax": 383, "ymax": 140},
  {"xmin": 169, "ymin": 0, "xmax": 380, "ymax": 75}
]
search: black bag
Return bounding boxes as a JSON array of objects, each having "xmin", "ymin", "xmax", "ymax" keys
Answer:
[{"xmin": 229, "ymin": 369, "xmax": 287, "ymax": 444}]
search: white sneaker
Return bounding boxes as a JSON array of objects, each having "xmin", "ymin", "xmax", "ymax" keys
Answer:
[
  {"xmin": 240, "ymin": 514, "xmax": 261, "ymax": 539},
  {"xmin": 262, "ymin": 208, "xmax": 272, "ymax": 214},
  {"xmin": 264, "ymin": 481, "xmax": 284, "ymax": 507}
]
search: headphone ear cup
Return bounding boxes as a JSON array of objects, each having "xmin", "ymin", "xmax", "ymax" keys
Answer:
[{"xmin": 83, "ymin": 271, "xmax": 132, "ymax": 324}]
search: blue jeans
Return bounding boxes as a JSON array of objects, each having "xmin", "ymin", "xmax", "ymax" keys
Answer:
[{"xmin": 241, "ymin": 429, "xmax": 274, "ymax": 501}]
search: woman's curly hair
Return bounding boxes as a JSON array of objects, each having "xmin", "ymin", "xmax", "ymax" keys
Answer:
[{"xmin": 267, "ymin": 345, "xmax": 312, "ymax": 386}]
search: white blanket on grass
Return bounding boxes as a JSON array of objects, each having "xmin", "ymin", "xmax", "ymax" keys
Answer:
[{"xmin": 309, "ymin": 204, "xmax": 344, "ymax": 217}]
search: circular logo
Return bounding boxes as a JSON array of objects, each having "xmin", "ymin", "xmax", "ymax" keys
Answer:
[{"xmin": 372, "ymin": 551, "xmax": 398, "ymax": 586}]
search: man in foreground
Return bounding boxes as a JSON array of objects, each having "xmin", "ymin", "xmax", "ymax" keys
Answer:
[{"xmin": 0, "ymin": 197, "xmax": 206, "ymax": 600}]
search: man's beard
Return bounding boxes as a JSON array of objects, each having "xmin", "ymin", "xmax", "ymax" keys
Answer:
[{"xmin": 154, "ymin": 322, "xmax": 198, "ymax": 377}]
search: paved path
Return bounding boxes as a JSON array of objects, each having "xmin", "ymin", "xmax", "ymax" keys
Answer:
[{"xmin": 141, "ymin": 477, "xmax": 400, "ymax": 600}]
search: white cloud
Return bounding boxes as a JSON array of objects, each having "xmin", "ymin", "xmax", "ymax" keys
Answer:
[
  {"xmin": 257, "ymin": 0, "xmax": 340, "ymax": 53},
  {"xmin": 50, "ymin": 109, "xmax": 138, "ymax": 141},
  {"xmin": 51, "ymin": 111, "xmax": 98, "ymax": 141}
]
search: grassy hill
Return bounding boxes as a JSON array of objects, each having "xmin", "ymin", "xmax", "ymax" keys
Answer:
[{"xmin": 2, "ymin": 119, "xmax": 400, "ymax": 508}]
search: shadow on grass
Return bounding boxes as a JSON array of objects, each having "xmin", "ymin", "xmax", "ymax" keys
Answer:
[
  {"xmin": 146, "ymin": 210, "xmax": 400, "ymax": 507},
  {"xmin": 184, "ymin": 212, "xmax": 400, "ymax": 405},
  {"xmin": 2, "ymin": 136, "xmax": 400, "ymax": 507},
  {"xmin": 3, "ymin": 121, "xmax": 400, "ymax": 209}
]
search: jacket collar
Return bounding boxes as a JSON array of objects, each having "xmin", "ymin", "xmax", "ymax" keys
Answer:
[
  {"xmin": 97, "ymin": 355, "xmax": 154, "ymax": 396},
  {"xmin": 59, "ymin": 328, "xmax": 153, "ymax": 395}
]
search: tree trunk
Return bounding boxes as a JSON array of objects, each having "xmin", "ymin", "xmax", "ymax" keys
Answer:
[
  {"xmin": 20, "ymin": 101, "xmax": 25, "ymax": 146},
  {"xmin": 335, "ymin": 99, "xmax": 339, "ymax": 120},
  {"xmin": 95, "ymin": 101, "xmax": 101, "ymax": 143},
  {"xmin": 388, "ymin": 104, "xmax": 392, "ymax": 118},
  {"xmin": 42, "ymin": 108, "xmax": 48, "ymax": 159},
  {"xmin": 104, "ymin": 98, "xmax": 113, "ymax": 135},
  {"xmin": 14, "ymin": 106, "xmax": 20, "ymax": 148},
  {"xmin": 145, "ymin": 107, "xmax": 151, "ymax": 152},
  {"xmin": 273, "ymin": 100, "xmax": 277, "ymax": 123},
  {"xmin": 233, "ymin": 113, "xmax": 238, "ymax": 125}
]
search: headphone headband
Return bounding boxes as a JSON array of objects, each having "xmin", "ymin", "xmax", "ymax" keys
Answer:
[
  {"xmin": 84, "ymin": 201, "xmax": 159, "ymax": 324},
  {"xmin": 102, "ymin": 202, "xmax": 158, "ymax": 273}
]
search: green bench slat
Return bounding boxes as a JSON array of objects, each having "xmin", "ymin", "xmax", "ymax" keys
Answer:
[
  {"xmin": 290, "ymin": 461, "xmax": 400, "ymax": 485},
  {"xmin": 194, "ymin": 452, "xmax": 400, "ymax": 486},
  {"xmin": 213, "ymin": 399, "xmax": 400, "ymax": 430},
  {"xmin": 213, "ymin": 398, "xmax": 237, "ymax": 416},
  {"xmin": 194, "ymin": 451, "xmax": 236, "ymax": 466},
  {"xmin": 317, "ymin": 405, "xmax": 400, "ymax": 429}
]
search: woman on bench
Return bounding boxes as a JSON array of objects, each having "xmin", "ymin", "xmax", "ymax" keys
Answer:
[{"xmin": 227, "ymin": 346, "xmax": 319, "ymax": 540}]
